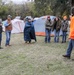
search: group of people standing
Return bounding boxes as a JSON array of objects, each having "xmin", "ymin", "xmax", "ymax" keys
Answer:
[
  {"xmin": 0, "ymin": 15, "xmax": 70, "ymax": 49},
  {"xmin": 63, "ymin": 8, "xmax": 74, "ymax": 59},
  {"xmin": 45, "ymin": 10, "xmax": 74, "ymax": 59},
  {"xmin": 45, "ymin": 16, "xmax": 69, "ymax": 43},
  {"xmin": 0, "ymin": 9, "xmax": 74, "ymax": 60},
  {"xmin": 0, "ymin": 15, "xmax": 37, "ymax": 49}
]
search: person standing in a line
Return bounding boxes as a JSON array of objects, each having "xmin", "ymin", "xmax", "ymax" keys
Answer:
[
  {"xmin": 24, "ymin": 17, "xmax": 36, "ymax": 43},
  {"xmin": 45, "ymin": 16, "xmax": 53, "ymax": 43},
  {"xmin": 53, "ymin": 17, "xmax": 61, "ymax": 43},
  {"xmin": 61, "ymin": 16, "xmax": 69, "ymax": 43},
  {"xmin": 4, "ymin": 15, "xmax": 12, "ymax": 46},
  {"xmin": 63, "ymin": 8, "xmax": 74, "ymax": 59}
]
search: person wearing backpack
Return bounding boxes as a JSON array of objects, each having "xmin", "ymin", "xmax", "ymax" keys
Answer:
[{"xmin": 61, "ymin": 16, "xmax": 69, "ymax": 43}]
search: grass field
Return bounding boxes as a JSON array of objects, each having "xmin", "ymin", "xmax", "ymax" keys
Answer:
[{"xmin": 0, "ymin": 33, "xmax": 74, "ymax": 75}]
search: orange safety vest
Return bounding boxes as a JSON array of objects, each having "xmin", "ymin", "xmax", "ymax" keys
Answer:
[{"xmin": 69, "ymin": 16, "xmax": 74, "ymax": 39}]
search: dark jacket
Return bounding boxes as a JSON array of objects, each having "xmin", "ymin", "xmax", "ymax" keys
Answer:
[
  {"xmin": 53, "ymin": 20, "xmax": 61, "ymax": 31},
  {"xmin": 61, "ymin": 20, "xmax": 68, "ymax": 32},
  {"xmin": 0, "ymin": 24, "xmax": 2, "ymax": 34},
  {"xmin": 45, "ymin": 19, "xmax": 53, "ymax": 30},
  {"xmin": 24, "ymin": 21, "xmax": 36, "ymax": 42}
]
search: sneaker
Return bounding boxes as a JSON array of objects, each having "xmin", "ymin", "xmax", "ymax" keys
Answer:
[{"xmin": 62, "ymin": 55, "xmax": 70, "ymax": 59}]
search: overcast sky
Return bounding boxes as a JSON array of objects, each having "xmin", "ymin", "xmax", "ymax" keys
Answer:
[
  {"xmin": 2, "ymin": 0, "xmax": 34, "ymax": 4},
  {"xmin": 11, "ymin": 0, "xmax": 26, "ymax": 3},
  {"xmin": 11, "ymin": 0, "xmax": 33, "ymax": 4}
]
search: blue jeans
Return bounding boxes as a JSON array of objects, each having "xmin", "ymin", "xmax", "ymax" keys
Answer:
[
  {"xmin": 62, "ymin": 31, "xmax": 67, "ymax": 42},
  {"xmin": 54, "ymin": 30, "xmax": 60, "ymax": 43},
  {"xmin": 66, "ymin": 39, "xmax": 74, "ymax": 56},
  {"xmin": 5, "ymin": 31, "xmax": 11, "ymax": 45},
  {"xmin": 45, "ymin": 29, "xmax": 51, "ymax": 43}
]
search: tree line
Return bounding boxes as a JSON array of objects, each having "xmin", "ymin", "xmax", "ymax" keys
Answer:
[{"xmin": 0, "ymin": 0, "xmax": 71, "ymax": 20}]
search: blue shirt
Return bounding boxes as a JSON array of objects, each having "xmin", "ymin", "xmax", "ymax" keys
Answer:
[{"xmin": 4, "ymin": 20, "xmax": 9, "ymax": 27}]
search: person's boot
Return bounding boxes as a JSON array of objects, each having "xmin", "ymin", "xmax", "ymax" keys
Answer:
[
  {"xmin": 62, "ymin": 55, "xmax": 70, "ymax": 59},
  {"xmin": 29, "ymin": 41, "xmax": 31, "ymax": 43}
]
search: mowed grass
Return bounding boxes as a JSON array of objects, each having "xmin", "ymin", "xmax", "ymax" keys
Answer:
[{"xmin": 0, "ymin": 33, "xmax": 74, "ymax": 75}]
